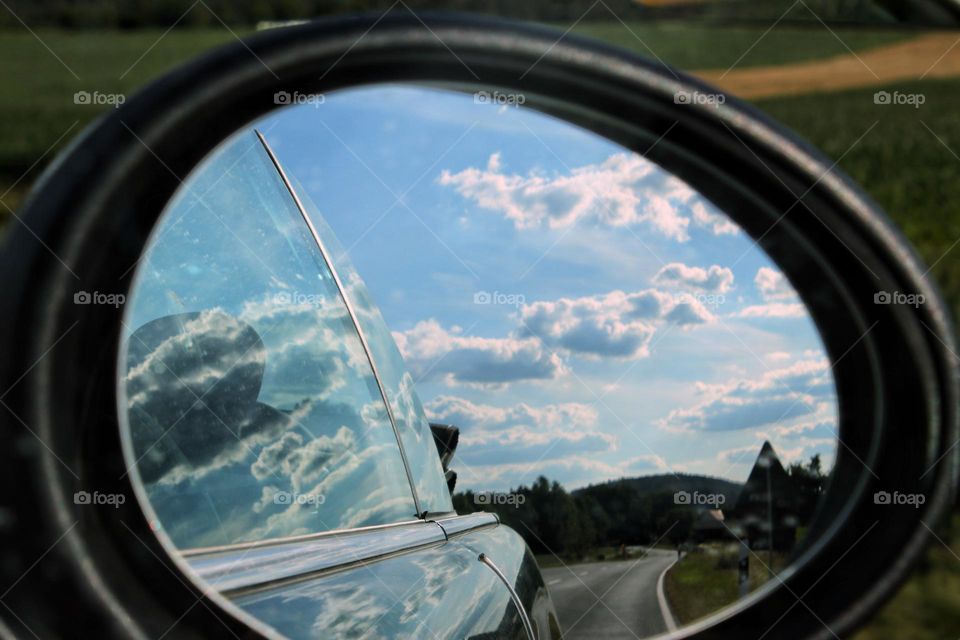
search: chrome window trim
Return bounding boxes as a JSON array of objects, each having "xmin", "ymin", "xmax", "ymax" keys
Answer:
[
  {"xmin": 478, "ymin": 553, "xmax": 536, "ymax": 640},
  {"xmin": 188, "ymin": 519, "xmax": 448, "ymax": 596},
  {"xmin": 255, "ymin": 130, "xmax": 424, "ymax": 519},
  {"xmin": 180, "ymin": 518, "xmax": 427, "ymax": 557},
  {"xmin": 185, "ymin": 513, "xmax": 502, "ymax": 596},
  {"xmin": 432, "ymin": 512, "xmax": 499, "ymax": 538}
]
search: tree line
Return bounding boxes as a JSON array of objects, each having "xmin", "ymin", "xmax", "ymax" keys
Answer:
[
  {"xmin": 0, "ymin": 0, "xmax": 907, "ymax": 30},
  {"xmin": 453, "ymin": 455, "xmax": 827, "ymax": 560},
  {"xmin": 0, "ymin": 0, "xmax": 645, "ymax": 30}
]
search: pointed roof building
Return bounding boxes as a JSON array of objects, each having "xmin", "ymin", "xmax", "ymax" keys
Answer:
[{"xmin": 730, "ymin": 441, "xmax": 802, "ymax": 551}]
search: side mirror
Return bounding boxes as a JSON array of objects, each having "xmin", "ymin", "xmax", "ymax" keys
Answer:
[
  {"xmin": 429, "ymin": 422, "xmax": 460, "ymax": 494},
  {"xmin": 0, "ymin": 12, "xmax": 955, "ymax": 640}
]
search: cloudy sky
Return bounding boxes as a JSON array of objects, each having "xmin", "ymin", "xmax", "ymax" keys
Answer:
[{"xmin": 259, "ymin": 85, "xmax": 837, "ymax": 493}]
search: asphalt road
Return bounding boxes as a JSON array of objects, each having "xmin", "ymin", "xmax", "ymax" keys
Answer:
[{"xmin": 542, "ymin": 549, "xmax": 677, "ymax": 639}]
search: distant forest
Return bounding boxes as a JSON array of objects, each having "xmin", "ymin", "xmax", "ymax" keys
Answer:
[
  {"xmin": 0, "ymin": 0, "xmax": 921, "ymax": 30},
  {"xmin": 0, "ymin": 0, "xmax": 645, "ymax": 29},
  {"xmin": 453, "ymin": 456, "xmax": 826, "ymax": 559}
]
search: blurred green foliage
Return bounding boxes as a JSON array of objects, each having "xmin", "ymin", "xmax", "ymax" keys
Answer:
[
  {"xmin": 571, "ymin": 21, "xmax": 911, "ymax": 70},
  {"xmin": 0, "ymin": 18, "xmax": 957, "ymax": 638},
  {"xmin": 0, "ymin": 29, "xmax": 243, "ymax": 211},
  {"xmin": 852, "ymin": 516, "xmax": 960, "ymax": 639},
  {"xmin": 758, "ymin": 79, "xmax": 960, "ymax": 323},
  {"xmin": 0, "ymin": 0, "xmax": 918, "ymax": 30},
  {"xmin": 666, "ymin": 546, "xmax": 791, "ymax": 625},
  {"xmin": 0, "ymin": 22, "xmax": 915, "ymax": 213}
]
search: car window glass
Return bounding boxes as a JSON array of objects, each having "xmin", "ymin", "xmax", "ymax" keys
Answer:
[
  {"xmin": 290, "ymin": 183, "xmax": 455, "ymax": 515},
  {"xmin": 119, "ymin": 131, "xmax": 418, "ymax": 549}
]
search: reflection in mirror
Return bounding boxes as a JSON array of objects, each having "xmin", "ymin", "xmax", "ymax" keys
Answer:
[
  {"xmin": 119, "ymin": 132, "xmax": 421, "ymax": 549},
  {"xmin": 119, "ymin": 85, "xmax": 837, "ymax": 639}
]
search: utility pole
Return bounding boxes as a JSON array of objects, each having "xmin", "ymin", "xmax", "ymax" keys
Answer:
[
  {"xmin": 766, "ymin": 462, "xmax": 773, "ymax": 576},
  {"xmin": 738, "ymin": 538, "xmax": 750, "ymax": 598}
]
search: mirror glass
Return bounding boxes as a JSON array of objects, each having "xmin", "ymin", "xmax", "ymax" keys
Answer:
[{"xmin": 119, "ymin": 84, "xmax": 838, "ymax": 639}]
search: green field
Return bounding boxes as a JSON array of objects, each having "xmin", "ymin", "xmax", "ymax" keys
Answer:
[
  {"xmin": 668, "ymin": 528, "xmax": 960, "ymax": 639},
  {"xmin": 665, "ymin": 546, "xmax": 789, "ymax": 625},
  {"xmin": 569, "ymin": 21, "xmax": 913, "ymax": 71},
  {"xmin": 756, "ymin": 79, "xmax": 960, "ymax": 323},
  {"xmin": 4, "ymin": 26, "xmax": 954, "ymax": 318},
  {"xmin": 852, "ymin": 517, "xmax": 960, "ymax": 639},
  {"xmin": 0, "ymin": 22, "xmax": 918, "ymax": 213},
  {"xmin": 0, "ymin": 23, "xmax": 958, "ymax": 638},
  {"xmin": 0, "ymin": 29, "xmax": 244, "ymax": 210}
]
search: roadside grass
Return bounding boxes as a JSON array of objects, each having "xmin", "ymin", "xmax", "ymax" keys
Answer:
[
  {"xmin": 2, "ymin": 26, "xmax": 960, "ymax": 638},
  {"xmin": 0, "ymin": 28, "xmax": 243, "ymax": 212},
  {"xmin": 568, "ymin": 22, "xmax": 913, "ymax": 71},
  {"xmin": 665, "ymin": 544, "xmax": 790, "ymax": 626},
  {"xmin": 0, "ymin": 23, "xmax": 916, "ymax": 214},
  {"xmin": 852, "ymin": 517, "xmax": 960, "ymax": 640},
  {"xmin": 755, "ymin": 78, "xmax": 960, "ymax": 323}
]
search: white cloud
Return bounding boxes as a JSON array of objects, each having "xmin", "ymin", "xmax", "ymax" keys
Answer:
[
  {"xmin": 652, "ymin": 262, "xmax": 734, "ymax": 293},
  {"xmin": 691, "ymin": 201, "xmax": 739, "ymax": 235},
  {"xmin": 735, "ymin": 302, "xmax": 807, "ymax": 318},
  {"xmin": 424, "ymin": 396, "xmax": 616, "ymax": 470},
  {"xmin": 520, "ymin": 288, "xmax": 713, "ymax": 360},
  {"xmin": 759, "ymin": 419, "xmax": 838, "ymax": 441},
  {"xmin": 425, "ymin": 395, "xmax": 598, "ymax": 434},
  {"xmin": 393, "ymin": 319, "xmax": 566, "ymax": 386},
  {"xmin": 455, "ymin": 454, "xmax": 671, "ymax": 493},
  {"xmin": 716, "ymin": 444, "xmax": 767, "ymax": 466},
  {"xmin": 754, "ymin": 267, "xmax": 795, "ymax": 301},
  {"xmin": 439, "ymin": 152, "xmax": 735, "ymax": 242},
  {"xmin": 732, "ymin": 267, "xmax": 806, "ymax": 318},
  {"xmin": 394, "ymin": 286, "xmax": 716, "ymax": 384},
  {"xmin": 717, "ymin": 437, "xmax": 833, "ymax": 470},
  {"xmin": 657, "ymin": 357, "xmax": 835, "ymax": 433}
]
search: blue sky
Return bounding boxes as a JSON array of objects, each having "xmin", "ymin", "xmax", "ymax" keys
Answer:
[{"xmin": 259, "ymin": 85, "xmax": 837, "ymax": 493}]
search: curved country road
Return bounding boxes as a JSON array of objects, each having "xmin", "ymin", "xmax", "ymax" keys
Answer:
[{"xmin": 542, "ymin": 549, "xmax": 677, "ymax": 639}]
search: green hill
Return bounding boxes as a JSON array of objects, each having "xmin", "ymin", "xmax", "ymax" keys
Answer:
[{"xmin": 575, "ymin": 472, "xmax": 742, "ymax": 507}]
